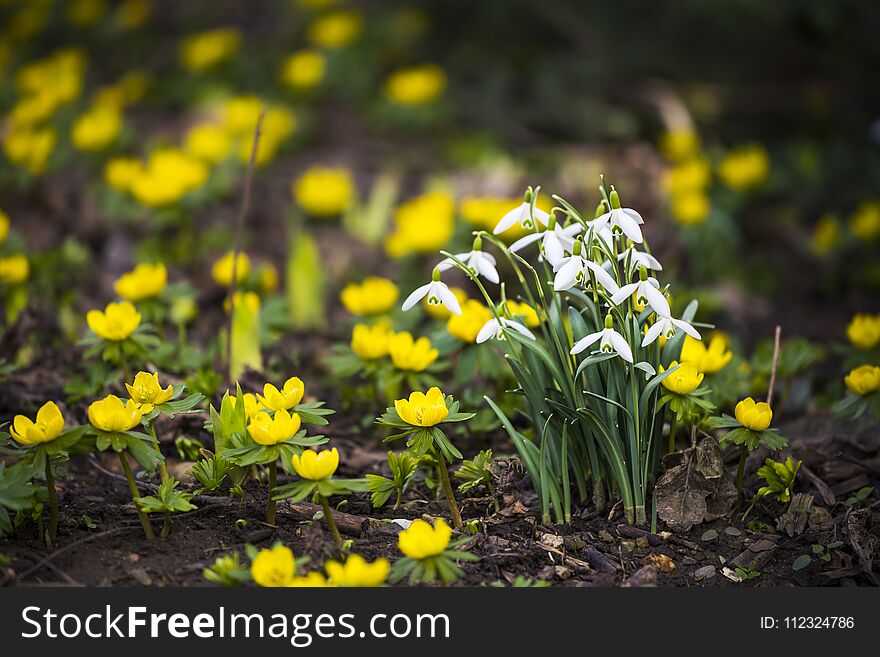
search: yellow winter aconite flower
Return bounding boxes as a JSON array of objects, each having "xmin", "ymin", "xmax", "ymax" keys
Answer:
[
  {"xmin": 351, "ymin": 322, "xmax": 393, "ymax": 360},
  {"xmin": 88, "ymin": 395, "xmax": 143, "ymax": 432},
  {"xmin": 281, "ymin": 50, "xmax": 326, "ymax": 90},
  {"xmin": 71, "ymin": 105, "xmax": 121, "ymax": 151},
  {"xmin": 844, "ymin": 365, "xmax": 880, "ymax": 396},
  {"xmin": 718, "ymin": 144, "xmax": 769, "ymax": 191},
  {"xmin": 325, "ymin": 554, "xmax": 389, "ymax": 587},
  {"xmin": 660, "ymin": 361, "xmax": 704, "ymax": 395},
  {"xmin": 340, "ymin": 277, "xmax": 398, "ymax": 316},
  {"xmin": 258, "ymin": 262, "xmax": 279, "ymax": 293},
  {"xmin": 258, "ymin": 376, "xmax": 305, "ymax": 411},
  {"xmin": 846, "ymin": 313, "xmax": 880, "ymax": 350},
  {"xmin": 384, "ymin": 65, "xmax": 446, "ymax": 106},
  {"xmin": 116, "ymin": 0, "xmax": 151, "ymax": 30},
  {"xmin": 671, "ymin": 191, "xmax": 710, "ymax": 226},
  {"xmin": 659, "ymin": 129, "xmax": 700, "ymax": 162},
  {"xmin": 11, "ymin": 401, "xmax": 64, "ymax": 446},
  {"xmin": 0, "ymin": 210, "xmax": 9, "ymax": 243},
  {"xmin": 247, "ymin": 409, "xmax": 302, "ymax": 446},
  {"xmin": 185, "ymin": 123, "xmax": 232, "ymax": 164},
  {"xmin": 230, "ymin": 392, "xmax": 264, "ymax": 421},
  {"xmin": 293, "ymin": 166, "xmax": 355, "ymax": 217},
  {"xmin": 385, "ymin": 191, "xmax": 455, "ymax": 257},
  {"xmin": 104, "ymin": 157, "xmax": 143, "ymax": 192},
  {"xmin": 3, "ymin": 126, "xmax": 56, "ymax": 174},
  {"xmin": 179, "ymin": 28, "xmax": 240, "ymax": 72},
  {"xmin": 86, "ymin": 300, "xmax": 141, "ymax": 341},
  {"xmin": 307, "ymin": 10, "xmax": 362, "ymax": 49},
  {"xmin": 849, "ymin": 200, "xmax": 880, "ymax": 242},
  {"xmin": 291, "ymin": 447, "xmax": 339, "ymax": 481},
  {"xmin": 389, "ymin": 332, "xmax": 438, "ymax": 372},
  {"xmin": 447, "ymin": 299, "xmax": 492, "ymax": 343},
  {"xmin": 125, "ymin": 372, "xmax": 173, "ymax": 413},
  {"xmin": 114, "ymin": 262, "xmax": 167, "ymax": 302},
  {"xmin": 394, "ymin": 387, "xmax": 448, "ymax": 427},
  {"xmin": 680, "ymin": 333, "xmax": 733, "ymax": 373},
  {"xmin": 251, "ymin": 545, "xmax": 296, "ymax": 587},
  {"xmin": 811, "ymin": 214, "xmax": 840, "ymax": 255},
  {"xmin": 289, "ymin": 572, "xmax": 331, "ymax": 587},
  {"xmin": 16, "ymin": 49, "xmax": 85, "ymax": 107},
  {"xmin": 129, "ymin": 148, "xmax": 209, "ymax": 207},
  {"xmin": 734, "ymin": 397, "xmax": 773, "ymax": 431},
  {"xmin": 664, "ymin": 157, "xmax": 711, "ymax": 195},
  {"xmin": 0, "ymin": 254, "xmax": 29, "ymax": 285},
  {"xmin": 398, "ymin": 518, "xmax": 451, "ymax": 559},
  {"xmin": 212, "ymin": 251, "xmax": 251, "ymax": 287},
  {"xmin": 505, "ymin": 300, "xmax": 540, "ymax": 328},
  {"xmin": 425, "ymin": 286, "xmax": 467, "ymax": 320}
]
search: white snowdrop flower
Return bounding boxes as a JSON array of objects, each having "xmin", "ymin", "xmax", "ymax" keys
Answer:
[
  {"xmin": 509, "ymin": 216, "xmax": 582, "ymax": 268},
  {"xmin": 589, "ymin": 189, "xmax": 644, "ymax": 243},
  {"xmin": 618, "ymin": 245, "xmax": 662, "ymax": 275},
  {"xmin": 610, "ymin": 267, "xmax": 670, "ymax": 316},
  {"xmin": 570, "ymin": 314, "xmax": 633, "ymax": 363},
  {"xmin": 553, "ymin": 241, "xmax": 619, "ymax": 294},
  {"xmin": 493, "ymin": 189, "xmax": 551, "ymax": 235},
  {"xmin": 476, "ymin": 317, "xmax": 536, "ymax": 344},
  {"xmin": 641, "ymin": 311, "xmax": 701, "ymax": 347},
  {"xmin": 401, "ymin": 268, "xmax": 462, "ymax": 315},
  {"xmin": 438, "ymin": 237, "xmax": 499, "ymax": 284}
]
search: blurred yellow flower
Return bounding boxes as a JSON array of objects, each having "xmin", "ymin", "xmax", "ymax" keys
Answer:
[
  {"xmin": 384, "ymin": 64, "xmax": 446, "ymax": 106},
  {"xmin": 664, "ymin": 157, "xmax": 711, "ymax": 195},
  {"xmin": 258, "ymin": 376, "xmax": 305, "ymax": 411},
  {"xmin": 291, "ymin": 447, "xmax": 339, "ymax": 480},
  {"xmin": 659, "ymin": 129, "xmax": 700, "ymax": 162},
  {"xmin": 325, "ymin": 554, "xmax": 389, "ymax": 587},
  {"xmin": 505, "ymin": 300, "xmax": 540, "ymax": 328},
  {"xmin": 114, "ymin": 262, "xmax": 167, "ymax": 302},
  {"xmin": 734, "ymin": 397, "xmax": 772, "ymax": 431},
  {"xmin": 71, "ymin": 105, "xmax": 122, "ymax": 152},
  {"xmin": 307, "ymin": 10, "xmax": 362, "ymax": 49},
  {"xmin": 849, "ymin": 201, "xmax": 880, "ymax": 242},
  {"xmin": 4, "ymin": 126, "xmax": 56, "ymax": 175},
  {"xmin": 351, "ymin": 322, "xmax": 393, "ymax": 359},
  {"xmin": 104, "ymin": 157, "xmax": 143, "ymax": 192},
  {"xmin": 247, "ymin": 409, "xmax": 302, "ymax": 445},
  {"xmin": 281, "ymin": 50, "xmax": 326, "ymax": 90},
  {"xmin": 251, "ymin": 545, "xmax": 296, "ymax": 587},
  {"xmin": 385, "ymin": 191, "xmax": 455, "ymax": 257},
  {"xmin": 447, "ymin": 299, "xmax": 492, "ymax": 343},
  {"xmin": 185, "ymin": 123, "xmax": 232, "ymax": 164},
  {"xmin": 67, "ymin": 0, "xmax": 107, "ymax": 26},
  {"xmin": 389, "ymin": 331, "xmax": 438, "ymax": 372},
  {"xmin": 258, "ymin": 262, "xmax": 279, "ymax": 293},
  {"xmin": 293, "ymin": 166, "xmax": 355, "ymax": 217},
  {"xmin": 88, "ymin": 394, "xmax": 143, "ymax": 432},
  {"xmin": 340, "ymin": 276, "xmax": 398, "ymax": 316},
  {"xmin": 425, "ymin": 286, "xmax": 467, "ymax": 320},
  {"xmin": 179, "ymin": 28, "xmax": 240, "ymax": 72},
  {"xmin": 0, "ymin": 254, "xmax": 29, "ymax": 285},
  {"xmin": 129, "ymin": 148, "xmax": 209, "ymax": 207},
  {"xmin": 845, "ymin": 365, "xmax": 880, "ymax": 396},
  {"xmin": 846, "ymin": 313, "xmax": 880, "ymax": 350},
  {"xmin": 86, "ymin": 301, "xmax": 141, "ymax": 341},
  {"xmin": 718, "ymin": 144, "xmax": 769, "ymax": 191},
  {"xmin": 398, "ymin": 518, "xmax": 451, "ymax": 559},
  {"xmin": 116, "ymin": 0, "xmax": 151, "ymax": 30},
  {"xmin": 680, "ymin": 333, "xmax": 732, "ymax": 373},
  {"xmin": 395, "ymin": 387, "xmax": 448, "ymax": 427},
  {"xmin": 810, "ymin": 214, "xmax": 840, "ymax": 256},
  {"xmin": 11, "ymin": 401, "xmax": 64, "ymax": 446},
  {"xmin": 0, "ymin": 209, "xmax": 8, "ymax": 243},
  {"xmin": 289, "ymin": 572, "xmax": 331, "ymax": 587},
  {"xmin": 671, "ymin": 191, "xmax": 710, "ymax": 226},
  {"xmin": 212, "ymin": 251, "xmax": 251, "ymax": 287},
  {"xmin": 126, "ymin": 371, "xmax": 173, "ymax": 413},
  {"xmin": 660, "ymin": 361, "xmax": 704, "ymax": 395}
]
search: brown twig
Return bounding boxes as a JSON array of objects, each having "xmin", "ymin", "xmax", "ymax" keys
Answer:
[
  {"xmin": 767, "ymin": 325, "xmax": 782, "ymax": 407},
  {"xmin": 226, "ymin": 109, "xmax": 267, "ymax": 384}
]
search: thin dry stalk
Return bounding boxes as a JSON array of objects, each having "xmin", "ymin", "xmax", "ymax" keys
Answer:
[{"xmin": 767, "ymin": 325, "xmax": 782, "ymax": 407}]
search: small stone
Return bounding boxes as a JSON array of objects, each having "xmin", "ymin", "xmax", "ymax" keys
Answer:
[
  {"xmin": 681, "ymin": 556, "xmax": 698, "ymax": 566},
  {"xmin": 725, "ymin": 526, "xmax": 742, "ymax": 536},
  {"xmin": 538, "ymin": 533, "xmax": 565, "ymax": 550},
  {"xmin": 635, "ymin": 537, "xmax": 650, "ymax": 549},
  {"xmin": 598, "ymin": 530, "xmax": 615, "ymax": 543},
  {"xmin": 694, "ymin": 565, "xmax": 716, "ymax": 581},
  {"xmin": 554, "ymin": 565, "xmax": 572, "ymax": 580}
]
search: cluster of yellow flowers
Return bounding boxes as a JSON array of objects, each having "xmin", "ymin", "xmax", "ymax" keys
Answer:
[
  {"xmin": 384, "ymin": 64, "xmax": 447, "ymax": 106},
  {"xmin": 340, "ymin": 276, "xmax": 398, "ymax": 316},
  {"xmin": 251, "ymin": 544, "xmax": 389, "ymax": 588},
  {"xmin": 385, "ymin": 191, "xmax": 455, "ymax": 258},
  {"xmin": 293, "ymin": 166, "xmax": 355, "ymax": 217},
  {"xmin": 811, "ymin": 201, "xmax": 880, "ymax": 256},
  {"xmin": 179, "ymin": 28, "xmax": 240, "ymax": 72},
  {"xmin": 243, "ymin": 377, "xmax": 307, "ymax": 445},
  {"xmin": 216, "ymin": 95, "xmax": 296, "ymax": 167},
  {"xmin": 104, "ymin": 148, "xmax": 209, "ymax": 207},
  {"xmin": 844, "ymin": 313, "xmax": 880, "ymax": 397},
  {"xmin": 349, "ymin": 323, "xmax": 439, "ymax": 372}
]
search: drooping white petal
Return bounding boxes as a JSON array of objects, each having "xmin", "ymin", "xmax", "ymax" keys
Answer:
[
  {"xmin": 401, "ymin": 283, "xmax": 432, "ymax": 311},
  {"xmin": 584, "ymin": 259, "xmax": 620, "ymax": 294},
  {"xmin": 533, "ymin": 207, "xmax": 551, "ymax": 227},
  {"xmin": 542, "ymin": 232, "xmax": 565, "ymax": 267},
  {"xmin": 554, "ymin": 257, "xmax": 582, "ymax": 291},
  {"xmin": 614, "ymin": 210, "xmax": 644, "ymax": 243},
  {"xmin": 641, "ymin": 320, "xmax": 665, "ymax": 347},
  {"xmin": 435, "ymin": 283, "xmax": 462, "ymax": 315},
  {"xmin": 644, "ymin": 282, "xmax": 670, "ymax": 316},
  {"xmin": 609, "ymin": 331, "xmax": 634, "ymax": 363},
  {"xmin": 476, "ymin": 254, "xmax": 500, "ymax": 284},
  {"xmin": 570, "ymin": 330, "xmax": 603, "ymax": 355},
  {"xmin": 611, "ymin": 282, "xmax": 640, "ymax": 306},
  {"xmin": 476, "ymin": 319, "xmax": 500, "ymax": 344},
  {"xmin": 508, "ymin": 232, "xmax": 544, "ymax": 253},
  {"xmin": 672, "ymin": 318, "xmax": 701, "ymax": 340},
  {"xmin": 623, "ymin": 208, "xmax": 644, "ymax": 225},
  {"xmin": 501, "ymin": 318, "xmax": 536, "ymax": 340},
  {"xmin": 493, "ymin": 204, "xmax": 524, "ymax": 234},
  {"xmin": 436, "ymin": 252, "xmax": 470, "ymax": 272}
]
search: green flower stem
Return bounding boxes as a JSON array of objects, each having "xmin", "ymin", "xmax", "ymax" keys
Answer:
[
  {"xmin": 161, "ymin": 512, "xmax": 172, "ymax": 539},
  {"xmin": 435, "ymin": 450, "xmax": 463, "ymax": 529},
  {"xmin": 266, "ymin": 461, "xmax": 277, "ymax": 525},
  {"xmin": 44, "ymin": 459, "xmax": 58, "ymax": 549},
  {"xmin": 668, "ymin": 418, "xmax": 678, "ymax": 454},
  {"xmin": 148, "ymin": 420, "xmax": 169, "ymax": 482},
  {"xmin": 735, "ymin": 445, "xmax": 748, "ymax": 502},
  {"xmin": 118, "ymin": 345, "xmax": 131, "ymax": 385},
  {"xmin": 394, "ymin": 488, "xmax": 403, "ymax": 510},
  {"xmin": 118, "ymin": 453, "xmax": 154, "ymax": 540},
  {"xmin": 319, "ymin": 494, "xmax": 343, "ymax": 548}
]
